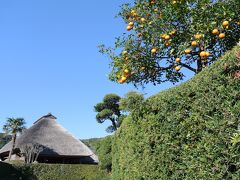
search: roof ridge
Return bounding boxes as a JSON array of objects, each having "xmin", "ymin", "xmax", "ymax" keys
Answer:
[{"xmin": 33, "ymin": 113, "xmax": 57, "ymax": 124}]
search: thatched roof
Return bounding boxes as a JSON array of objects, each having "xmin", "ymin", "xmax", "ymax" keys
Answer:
[{"xmin": 0, "ymin": 113, "xmax": 97, "ymax": 159}]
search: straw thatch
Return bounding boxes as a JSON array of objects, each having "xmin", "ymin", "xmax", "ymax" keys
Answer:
[{"xmin": 0, "ymin": 113, "xmax": 98, "ymax": 164}]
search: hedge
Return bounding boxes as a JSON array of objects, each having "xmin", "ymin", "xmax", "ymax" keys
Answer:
[
  {"xmin": 82, "ymin": 136, "xmax": 112, "ymax": 172},
  {"xmin": 0, "ymin": 162, "xmax": 110, "ymax": 180},
  {"xmin": 112, "ymin": 46, "xmax": 240, "ymax": 179}
]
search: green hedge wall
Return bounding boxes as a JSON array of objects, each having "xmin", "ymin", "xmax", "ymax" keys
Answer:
[
  {"xmin": 112, "ymin": 46, "xmax": 240, "ymax": 179},
  {"xmin": 82, "ymin": 136, "xmax": 112, "ymax": 172},
  {"xmin": 0, "ymin": 162, "xmax": 110, "ymax": 180}
]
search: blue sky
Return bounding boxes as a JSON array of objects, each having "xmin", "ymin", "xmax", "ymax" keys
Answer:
[{"xmin": 0, "ymin": 1, "xmax": 193, "ymax": 139}]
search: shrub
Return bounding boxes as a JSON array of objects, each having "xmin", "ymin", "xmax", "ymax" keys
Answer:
[
  {"xmin": 82, "ymin": 136, "xmax": 113, "ymax": 172},
  {"xmin": 0, "ymin": 162, "xmax": 110, "ymax": 180},
  {"xmin": 112, "ymin": 46, "xmax": 240, "ymax": 179}
]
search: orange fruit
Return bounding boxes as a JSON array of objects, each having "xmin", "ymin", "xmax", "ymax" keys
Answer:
[
  {"xmin": 205, "ymin": 52, "xmax": 210, "ymax": 57},
  {"xmin": 118, "ymin": 79, "xmax": 123, "ymax": 84},
  {"xmin": 219, "ymin": 33, "xmax": 225, "ymax": 39},
  {"xmin": 140, "ymin": 18, "xmax": 146, "ymax": 23},
  {"xmin": 191, "ymin": 41, "xmax": 198, "ymax": 47},
  {"xmin": 185, "ymin": 49, "xmax": 191, "ymax": 54},
  {"xmin": 128, "ymin": 22, "xmax": 134, "ymax": 26},
  {"xmin": 200, "ymin": 51, "xmax": 206, "ymax": 58},
  {"xmin": 124, "ymin": 69, "xmax": 129, "ymax": 73},
  {"xmin": 165, "ymin": 42, "xmax": 171, "ymax": 47},
  {"xmin": 130, "ymin": 10, "xmax": 137, "ymax": 17},
  {"xmin": 194, "ymin": 34, "xmax": 202, "ymax": 39},
  {"xmin": 131, "ymin": 10, "xmax": 136, "ymax": 14},
  {"xmin": 170, "ymin": 29, "xmax": 177, "ymax": 35},
  {"xmin": 222, "ymin": 20, "xmax": 229, "ymax": 27},
  {"xmin": 150, "ymin": 0, "xmax": 155, "ymax": 4},
  {"xmin": 127, "ymin": 25, "xmax": 133, "ymax": 31},
  {"xmin": 176, "ymin": 58, "xmax": 181, "ymax": 63},
  {"xmin": 161, "ymin": 34, "xmax": 167, "ymax": 39},
  {"xmin": 212, "ymin": 28, "xmax": 219, "ymax": 35},
  {"xmin": 164, "ymin": 35, "xmax": 171, "ymax": 40},
  {"xmin": 175, "ymin": 66, "xmax": 181, "ymax": 71},
  {"xmin": 224, "ymin": 25, "xmax": 229, "ymax": 29},
  {"xmin": 121, "ymin": 76, "xmax": 127, "ymax": 82},
  {"xmin": 151, "ymin": 48, "xmax": 157, "ymax": 54}
]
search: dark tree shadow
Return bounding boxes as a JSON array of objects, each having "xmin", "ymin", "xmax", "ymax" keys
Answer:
[{"xmin": 0, "ymin": 162, "xmax": 37, "ymax": 180}]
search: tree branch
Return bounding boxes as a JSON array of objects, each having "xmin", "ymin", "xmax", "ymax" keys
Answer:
[{"xmin": 180, "ymin": 63, "xmax": 197, "ymax": 73}]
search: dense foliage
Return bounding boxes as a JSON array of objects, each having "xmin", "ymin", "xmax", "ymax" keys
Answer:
[
  {"xmin": 83, "ymin": 136, "xmax": 113, "ymax": 172},
  {"xmin": 100, "ymin": 0, "xmax": 240, "ymax": 86},
  {"xmin": 120, "ymin": 91, "xmax": 144, "ymax": 113},
  {"xmin": 112, "ymin": 46, "xmax": 240, "ymax": 179},
  {"xmin": 0, "ymin": 162, "xmax": 110, "ymax": 180},
  {"xmin": 94, "ymin": 94, "xmax": 122, "ymax": 132}
]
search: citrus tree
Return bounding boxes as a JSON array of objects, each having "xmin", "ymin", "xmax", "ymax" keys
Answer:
[{"xmin": 99, "ymin": 0, "xmax": 240, "ymax": 86}]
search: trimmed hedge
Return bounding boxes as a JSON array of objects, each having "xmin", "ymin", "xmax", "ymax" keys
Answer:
[
  {"xmin": 0, "ymin": 162, "xmax": 110, "ymax": 180},
  {"xmin": 112, "ymin": 46, "xmax": 240, "ymax": 179},
  {"xmin": 83, "ymin": 136, "xmax": 112, "ymax": 172}
]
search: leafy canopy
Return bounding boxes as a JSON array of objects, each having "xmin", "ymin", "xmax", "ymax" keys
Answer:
[
  {"xmin": 94, "ymin": 94, "xmax": 122, "ymax": 133},
  {"xmin": 120, "ymin": 91, "xmax": 144, "ymax": 112},
  {"xmin": 99, "ymin": 0, "xmax": 240, "ymax": 86},
  {"xmin": 3, "ymin": 118, "xmax": 26, "ymax": 135}
]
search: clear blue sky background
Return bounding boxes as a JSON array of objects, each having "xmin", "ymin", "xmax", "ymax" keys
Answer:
[{"xmin": 0, "ymin": 0, "xmax": 193, "ymax": 139}]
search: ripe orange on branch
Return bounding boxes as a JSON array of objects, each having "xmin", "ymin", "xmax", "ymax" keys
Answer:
[
  {"xmin": 127, "ymin": 25, "xmax": 133, "ymax": 31},
  {"xmin": 164, "ymin": 35, "xmax": 171, "ymax": 40},
  {"xmin": 194, "ymin": 34, "xmax": 202, "ymax": 39},
  {"xmin": 121, "ymin": 76, "xmax": 127, "ymax": 82},
  {"xmin": 219, "ymin": 33, "xmax": 225, "ymax": 39},
  {"xmin": 212, "ymin": 28, "xmax": 219, "ymax": 35},
  {"xmin": 170, "ymin": 29, "xmax": 177, "ymax": 36},
  {"xmin": 140, "ymin": 18, "xmax": 146, "ymax": 23},
  {"xmin": 200, "ymin": 51, "xmax": 206, "ymax": 58},
  {"xmin": 222, "ymin": 20, "xmax": 229, "ymax": 27},
  {"xmin": 205, "ymin": 52, "xmax": 210, "ymax": 57},
  {"xmin": 175, "ymin": 58, "xmax": 181, "ymax": 63},
  {"xmin": 191, "ymin": 41, "xmax": 198, "ymax": 47},
  {"xmin": 151, "ymin": 48, "xmax": 158, "ymax": 54},
  {"xmin": 161, "ymin": 34, "xmax": 167, "ymax": 39},
  {"xmin": 128, "ymin": 22, "xmax": 134, "ymax": 26},
  {"xmin": 185, "ymin": 49, "xmax": 191, "ymax": 54},
  {"xmin": 165, "ymin": 42, "xmax": 171, "ymax": 47},
  {"xmin": 124, "ymin": 69, "xmax": 129, "ymax": 74},
  {"xmin": 175, "ymin": 66, "xmax": 181, "ymax": 71}
]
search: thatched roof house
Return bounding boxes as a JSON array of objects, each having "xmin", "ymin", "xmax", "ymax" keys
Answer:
[{"xmin": 0, "ymin": 113, "xmax": 98, "ymax": 164}]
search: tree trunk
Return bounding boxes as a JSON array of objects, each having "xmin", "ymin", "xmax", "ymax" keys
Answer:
[
  {"xmin": 197, "ymin": 58, "xmax": 203, "ymax": 73},
  {"xmin": 110, "ymin": 119, "xmax": 117, "ymax": 131},
  {"xmin": 8, "ymin": 133, "xmax": 16, "ymax": 161}
]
